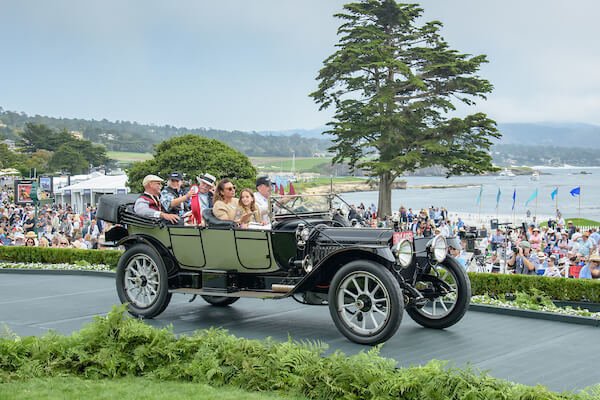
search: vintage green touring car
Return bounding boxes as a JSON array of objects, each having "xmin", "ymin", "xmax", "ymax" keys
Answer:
[{"xmin": 97, "ymin": 193, "xmax": 470, "ymax": 345}]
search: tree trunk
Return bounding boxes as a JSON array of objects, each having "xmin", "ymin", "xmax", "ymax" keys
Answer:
[{"xmin": 377, "ymin": 171, "xmax": 393, "ymax": 219}]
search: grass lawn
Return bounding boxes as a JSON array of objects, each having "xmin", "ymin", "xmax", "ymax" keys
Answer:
[
  {"xmin": 107, "ymin": 151, "xmax": 153, "ymax": 163},
  {"xmin": 292, "ymin": 176, "xmax": 364, "ymax": 192},
  {"xmin": 250, "ymin": 157, "xmax": 332, "ymax": 173},
  {"xmin": 539, "ymin": 217, "xmax": 600, "ymax": 227},
  {"xmin": 0, "ymin": 377, "xmax": 307, "ymax": 400}
]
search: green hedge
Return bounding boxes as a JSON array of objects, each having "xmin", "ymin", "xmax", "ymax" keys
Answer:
[
  {"xmin": 1, "ymin": 306, "xmax": 596, "ymax": 399},
  {"xmin": 469, "ymin": 272, "xmax": 600, "ymax": 303},
  {"xmin": 0, "ymin": 246, "xmax": 122, "ymax": 268}
]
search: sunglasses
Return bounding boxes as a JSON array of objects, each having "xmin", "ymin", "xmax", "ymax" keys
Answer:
[{"xmin": 224, "ymin": 186, "xmax": 236, "ymax": 191}]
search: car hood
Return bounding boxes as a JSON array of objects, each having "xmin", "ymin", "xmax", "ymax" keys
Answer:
[{"xmin": 315, "ymin": 227, "xmax": 393, "ymax": 246}]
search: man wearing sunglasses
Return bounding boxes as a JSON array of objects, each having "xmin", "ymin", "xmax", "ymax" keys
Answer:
[{"xmin": 134, "ymin": 175, "xmax": 180, "ymax": 224}]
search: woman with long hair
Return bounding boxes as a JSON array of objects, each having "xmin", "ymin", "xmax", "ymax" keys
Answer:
[
  {"xmin": 213, "ymin": 178, "xmax": 238, "ymax": 221},
  {"xmin": 235, "ymin": 188, "xmax": 262, "ymax": 228}
]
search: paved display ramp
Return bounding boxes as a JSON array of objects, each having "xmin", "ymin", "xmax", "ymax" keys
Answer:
[{"xmin": 0, "ymin": 272, "xmax": 597, "ymax": 392}]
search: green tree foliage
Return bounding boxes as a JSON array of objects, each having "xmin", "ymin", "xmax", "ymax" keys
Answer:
[
  {"xmin": 18, "ymin": 123, "xmax": 55, "ymax": 153},
  {"xmin": 48, "ymin": 144, "xmax": 90, "ymax": 174},
  {"xmin": 15, "ymin": 149, "xmax": 53, "ymax": 176},
  {"xmin": 127, "ymin": 135, "xmax": 257, "ymax": 193},
  {"xmin": 0, "ymin": 143, "xmax": 18, "ymax": 168},
  {"xmin": 15, "ymin": 123, "xmax": 108, "ymax": 174},
  {"xmin": 311, "ymin": 0, "xmax": 500, "ymax": 216}
]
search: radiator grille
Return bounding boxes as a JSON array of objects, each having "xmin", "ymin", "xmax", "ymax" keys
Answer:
[{"xmin": 312, "ymin": 245, "xmax": 343, "ymax": 262}]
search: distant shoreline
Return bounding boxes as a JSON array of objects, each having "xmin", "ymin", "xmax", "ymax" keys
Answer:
[{"xmin": 304, "ymin": 182, "xmax": 475, "ymax": 194}]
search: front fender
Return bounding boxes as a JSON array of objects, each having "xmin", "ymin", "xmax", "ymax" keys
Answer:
[{"xmin": 294, "ymin": 246, "xmax": 397, "ymax": 293}]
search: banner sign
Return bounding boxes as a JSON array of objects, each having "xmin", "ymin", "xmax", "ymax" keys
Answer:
[
  {"xmin": 14, "ymin": 180, "xmax": 34, "ymax": 205},
  {"xmin": 38, "ymin": 176, "xmax": 53, "ymax": 200}
]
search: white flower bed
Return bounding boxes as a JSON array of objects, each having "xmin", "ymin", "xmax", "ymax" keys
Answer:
[
  {"xmin": 0, "ymin": 262, "xmax": 113, "ymax": 272},
  {"xmin": 471, "ymin": 295, "xmax": 600, "ymax": 319}
]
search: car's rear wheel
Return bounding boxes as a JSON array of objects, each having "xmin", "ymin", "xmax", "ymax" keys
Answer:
[
  {"xmin": 116, "ymin": 243, "xmax": 172, "ymax": 318},
  {"xmin": 328, "ymin": 260, "xmax": 403, "ymax": 345},
  {"xmin": 406, "ymin": 257, "xmax": 470, "ymax": 329},
  {"xmin": 200, "ymin": 295, "xmax": 240, "ymax": 307}
]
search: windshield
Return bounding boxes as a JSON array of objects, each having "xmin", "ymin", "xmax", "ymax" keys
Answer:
[{"xmin": 272, "ymin": 194, "xmax": 349, "ymax": 216}]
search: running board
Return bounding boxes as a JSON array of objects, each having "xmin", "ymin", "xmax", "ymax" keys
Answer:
[{"xmin": 169, "ymin": 288, "xmax": 290, "ymax": 299}]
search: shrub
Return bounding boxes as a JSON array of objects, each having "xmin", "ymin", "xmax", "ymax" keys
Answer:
[
  {"xmin": 469, "ymin": 272, "xmax": 600, "ymax": 302},
  {"xmin": 0, "ymin": 306, "xmax": 594, "ymax": 399},
  {"xmin": 0, "ymin": 247, "xmax": 122, "ymax": 268}
]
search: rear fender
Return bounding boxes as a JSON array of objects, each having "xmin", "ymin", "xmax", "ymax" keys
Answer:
[{"xmin": 117, "ymin": 234, "xmax": 179, "ymax": 277}]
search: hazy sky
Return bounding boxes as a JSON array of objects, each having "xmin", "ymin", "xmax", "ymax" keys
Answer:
[{"xmin": 2, "ymin": 1, "xmax": 599, "ymax": 131}]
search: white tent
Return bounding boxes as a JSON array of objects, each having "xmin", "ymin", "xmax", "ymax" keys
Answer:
[{"xmin": 54, "ymin": 174, "xmax": 128, "ymax": 213}]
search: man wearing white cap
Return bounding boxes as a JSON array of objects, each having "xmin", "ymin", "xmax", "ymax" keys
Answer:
[
  {"xmin": 134, "ymin": 175, "xmax": 180, "ymax": 224},
  {"xmin": 196, "ymin": 173, "xmax": 216, "ymax": 212}
]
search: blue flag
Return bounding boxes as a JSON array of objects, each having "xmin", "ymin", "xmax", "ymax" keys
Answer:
[
  {"xmin": 511, "ymin": 189, "xmax": 516, "ymax": 210},
  {"xmin": 551, "ymin": 187, "xmax": 558, "ymax": 201},
  {"xmin": 496, "ymin": 188, "xmax": 501, "ymax": 208},
  {"xmin": 475, "ymin": 185, "xmax": 483, "ymax": 205},
  {"xmin": 525, "ymin": 189, "xmax": 538, "ymax": 207},
  {"xmin": 570, "ymin": 186, "xmax": 581, "ymax": 197}
]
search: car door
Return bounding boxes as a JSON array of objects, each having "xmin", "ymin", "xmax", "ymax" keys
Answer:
[
  {"xmin": 234, "ymin": 229, "xmax": 274, "ymax": 270},
  {"xmin": 168, "ymin": 226, "xmax": 206, "ymax": 268}
]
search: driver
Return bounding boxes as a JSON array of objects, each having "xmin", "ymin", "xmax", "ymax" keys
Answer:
[{"xmin": 134, "ymin": 175, "xmax": 180, "ymax": 224}]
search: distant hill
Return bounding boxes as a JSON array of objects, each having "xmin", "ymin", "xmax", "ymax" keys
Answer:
[
  {"xmin": 3, "ymin": 106, "xmax": 600, "ymax": 163},
  {"xmin": 256, "ymin": 127, "xmax": 330, "ymax": 139},
  {"xmin": 0, "ymin": 108, "xmax": 331, "ymax": 157},
  {"xmin": 496, "ymin": 123, "xmax": 600, "ymax": 148}
]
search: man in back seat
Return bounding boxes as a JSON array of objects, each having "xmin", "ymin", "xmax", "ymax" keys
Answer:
[{"xmin": 134, "ymin": 175, "xmax": 180, "ymax": 224}]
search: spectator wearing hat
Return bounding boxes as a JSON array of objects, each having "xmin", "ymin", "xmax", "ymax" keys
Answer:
[
  {"xmin": 535, "ymin": 252, "xmax": 547, "ymax": 274},
  {"xmin": 160, "ymin": 172, "xmax": 192, "ymax": 217},
  {"xmin": 24, "ymin": 231, "xmax": 37, "ymax": 247},
  {"xmin": 254, "ymin": 176, "xmax": 272, "ymax": 224},
  {"xmin": 579, "ymin": 254, "xmax": 600, "ymax": 279},
  {"xmin": 577, "ymin": 231, "xmax": 594, "ymax": 258},
  {"xmin": 507, "ymin": 240, "xmax": 539, "ymax": 275},
  {"xmin": 134, "ymin": 175, "xmax": 180, "ymax": 224},
  {"xmin": 196, "ymin": 173, "xmax": 216, "ymax": 212},
  {"xmin": 530, "ymin": 227, "xmax": 542, "ymax": 251},
  {"xmin": 558, "ymin": 231, "xmax": 573, "ymax": 255},
  {"xmin": 13, "ymin": 231, "xmax": 25, "ymax": 246}
]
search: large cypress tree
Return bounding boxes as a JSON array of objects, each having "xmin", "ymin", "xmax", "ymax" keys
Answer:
[{"xmin": 311, "ymin": 0, "xmax": 500, "ymax": 217}]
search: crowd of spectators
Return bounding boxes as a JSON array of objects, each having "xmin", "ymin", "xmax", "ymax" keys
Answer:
[
  {"xmin": 0, "ymin": 199, "xmax": 105, "ymax": 249},
  {"xmin": 346, "ymin": 202, "xmax": 600, "ymax": 280},
  {"xmin": 3, "ymin": 176, "xmax": 600, "ymax": 280}
]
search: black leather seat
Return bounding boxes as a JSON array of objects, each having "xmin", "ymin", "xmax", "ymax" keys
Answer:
[{"xmin": 202, "ymin": 208, "xmax": 236, "ymax": 229}]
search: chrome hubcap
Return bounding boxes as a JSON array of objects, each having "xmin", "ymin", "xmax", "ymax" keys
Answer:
[
  {"xmin": 337, "ymin": 271, "xmax": 391, "ymax": 335},
  {"xmin": 124, "ymin": 254, "xmax": 160, "ymax": 308}
]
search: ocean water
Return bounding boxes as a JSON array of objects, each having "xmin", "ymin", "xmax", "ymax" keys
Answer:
[{"xmin": 339, "ymin": 167, "xmax": 600, "ymax": 223}]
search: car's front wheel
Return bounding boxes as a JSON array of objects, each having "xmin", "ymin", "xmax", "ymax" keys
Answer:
[
  {"xmin": 200, "ymin": 295, "xmax": 240, "ymax": 307},
  {"xmin": 116, "ymin": 243, "xmax": 172, "ymax": 318},
  {"xmin": 328, "ymin": 260, "xmax": 403, "ymax": 345},
  {"xmin": 406, "ymin": 256, "xmax": 470, "ymax": 329}
]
